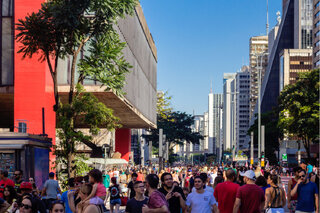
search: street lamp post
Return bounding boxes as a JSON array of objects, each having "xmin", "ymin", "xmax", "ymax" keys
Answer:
[{"xmin": 251, "ymin": 52, "xmax": 268, "ymax": 161}]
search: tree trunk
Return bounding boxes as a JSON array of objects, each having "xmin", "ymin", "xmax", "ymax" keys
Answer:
[
  {"xmin": 46, "ymin": 54, "xmax": 60, "ymax": 111},
  {"xmin": 67, "ymin": 152, "xmax": 75, "ymax": 178},
  {"xmin": 303, "ymin": 138, "xmax": 311, "ymax": 160},
  {"xmin": 69, "ymin": 44, "xmax": 84, "ymax": 104}
]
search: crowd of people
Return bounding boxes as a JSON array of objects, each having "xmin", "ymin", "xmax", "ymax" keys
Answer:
[{"xmin": 0, "ymin": 163, "xmax": 318, "ymax": 213}]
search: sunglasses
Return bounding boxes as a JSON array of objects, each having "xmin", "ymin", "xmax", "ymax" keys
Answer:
[
  {"xmin": 134, "ymin": 185, "xmax": 145, "ymax": 189},
  {"xmin": 299, "ymin": 175, "xmax": 305, "ymax": 178},
  {"xmin": 19, "ymin": 203, "xmax": 32, "ymax": 210}
]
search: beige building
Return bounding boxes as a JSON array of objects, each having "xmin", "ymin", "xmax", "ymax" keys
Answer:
[
  {"xmin": 249, "ymin": 36, "xmax": 268, "ymax": 119},
  {"xmin": 279, "ymin": 49, "xmax": 313, "ymax": 92},
  {"xmin": 313, "ymin": 0, "xmax": 320, "ymax": 69}
]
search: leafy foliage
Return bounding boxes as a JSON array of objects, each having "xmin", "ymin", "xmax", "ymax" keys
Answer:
[
  {"xmin": 278, "ymin": 69, "xmax": 319, "ymax": 159},
  {"xmin": 157, "ymin": 91, "xmax": 173, "ymax": 120},
  {"xmin": 144, "ymin": 92, "xmax": 203, "ymax": 150}
]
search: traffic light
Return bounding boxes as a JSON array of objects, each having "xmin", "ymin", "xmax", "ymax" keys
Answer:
[{"xmin": 261, "ymin": 152, "xmax": 265, "ymax": 158}]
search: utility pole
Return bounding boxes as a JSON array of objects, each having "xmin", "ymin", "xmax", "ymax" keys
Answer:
[
  {"xmin": 251, "ymin": 132, "xmax": 254, "ymax": 165},
  {"xmin": 159, "ymin": 129, "xmax": 163, "ymax": 171},
  {"xmin": 261, "ymin": 125, "xmax": 265, "ymax": 154}
]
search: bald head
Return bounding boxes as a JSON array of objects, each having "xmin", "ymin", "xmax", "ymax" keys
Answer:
[{"xmin": 226, "ymin": 169, "xmax": 236, "ymax": 181}]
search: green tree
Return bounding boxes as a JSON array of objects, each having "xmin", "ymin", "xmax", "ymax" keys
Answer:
[
  {"xmin": 144, "ymin": 92, "xmax": 203, "ymax": 161},
  {"xmin": 248, "ymin": 111, "xmax": 282, "ymax": 164},
  {"xmin": 157, "ymin": 91, "xmax": 173, "ymax": 120},
  {"xmin": 16, "ymin": 0, "xmax": 137, "ymax": 177},
  {"xmin": 278, "ymin": 69, "xmax": 319, "ymax": 159}
]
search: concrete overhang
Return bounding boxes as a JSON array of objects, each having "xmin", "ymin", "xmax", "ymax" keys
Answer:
[
  {"xmin": 58, "ymin": 85, "xmax": 156, "ymax": 129},
  {"xmin": 0, "ymin": 132, "xmax": 52, "ymax": 148}
]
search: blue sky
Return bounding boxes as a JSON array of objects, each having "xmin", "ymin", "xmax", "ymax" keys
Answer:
[{"xmin": 139, "ymin": 0, "xmax": 282, "ymax": 115}]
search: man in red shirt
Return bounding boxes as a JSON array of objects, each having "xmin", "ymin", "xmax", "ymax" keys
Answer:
[
  {"xmin": 0, "ymin": 171, "xmax": 14, "ymax": 198},
  {"xmin": 214, "ymin": 168, "xmax": 239, "ymax": 213},
  {"xmin": 233, "ymin": 170, "xmax": 265, "ymax": 213}
]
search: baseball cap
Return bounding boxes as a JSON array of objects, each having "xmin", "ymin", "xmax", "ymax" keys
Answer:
[
  {"xmin": 20, "ymin": 182, "xmax": 32, "ymax": 190},
  {"xmin": 240, "ymin": 170, "xmax": 256, "ymax": 180}
]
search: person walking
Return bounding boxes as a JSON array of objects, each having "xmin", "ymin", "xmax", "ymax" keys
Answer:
[
  {"xmin": 107, "ymin": 177, "xmax": 121, "ymax": 213},
  {"xmin": 127, "ymin": 173, "xmax": 138, "ymax": 199},
  {"xmin": 233, "ymin": 170, "xmax": 265, "ymax": 213},
  {"xmin": 214, "ymin": 168, "xmax": 239, "ymax": 213},
  {"xmin": 287, "ymin": 166, "xmax": 301, "ymax": 212},
  {"xmin": 61, "ymin": 178, "xmax": 77, "ymax": 213},
  {"xmin": 186, "ymin": 176, "xmax": 218, "ymax": 213},
  {"xmin": 125, "ymin": 181, "xmax": 148, "ymax": 213},
  {"xmin": 41, "ymin": 172, "xmax": 62, "ymax": 210},
  {"xmin": 13, "ymin": 170, "xmax": 24, "ymax": 195},
  {"xmin": 290, "ymin": 169, "xmax": 319, "ymax": 213},
  {"xmin": 0, "ymin": 171, "xmax": 14, "ymax": 199},
  {"xmin": 142, "ymin": 174, "xmax": 169, "ymax": 213},
  {"xmin": 158, "ymin": 172, "xmax": 186, "ymax": 213},
  {"xmin": 264, "ymin": 174, "xmax": 286, "ymax": 213}
]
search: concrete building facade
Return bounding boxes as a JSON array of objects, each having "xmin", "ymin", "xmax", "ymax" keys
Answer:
[
  {"xmin": 259, "ymin": 0, "xmax": 314, "ymax": 115},
  {"xmin": 223, "ymin": 73, "xmax": 236, "ymax": 151},
  {"xmin": 313, "ymin": 0, "xmax": 320, "ymax": 68},
  {"xmin": 279, "ymin": 49, "xmax": 313, "ymax": 92},
  {"xmin": 208, "ymin": 92, "xmax": 214, "ymax": 153},
  {"xmin": 212, "ymin": 94, "xmax": 223, "ymax": 156},
  {"xmin": 0, "ymin": 0, "xmax": 157, "ymax": 170},
  {"xmin": 249, "ymin": 36, "xmax": 268, "ymax": 119},
  {"xmin": 236, "ymin": 66, "xmax": 251, "ymax": 150}
]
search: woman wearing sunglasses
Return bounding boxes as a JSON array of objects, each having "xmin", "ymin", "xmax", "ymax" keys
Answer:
[{"xmin": 18, "ymin": 197, "xmax": 36, "ymax": 213}]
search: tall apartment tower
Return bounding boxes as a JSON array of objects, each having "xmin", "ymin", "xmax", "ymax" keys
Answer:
[
  {"xmin": 294, "ymin": 0, "xmax": 313, "ymax": 49},
  {"xmin": 212, "ymin": 94, "xmax": 223, "ymax": 157},
  {"xmin": 236, "ymin": 66, "xmax": 251, "ymax": 150},
  {"xmin": 203, "ymin": 112, "xmax": 209, "ymax": 151},
  {"xmin": 313, "ymin": 0, "xmax": 320, "ymax": 69},
  {"xmin": 249, "ymin": 36, "xmax": 268, "ymax": 119},
  {"xmin": 223, "ymin": 73, "xmax": 236, "ymax": 151},
  {"xmin": 208, "ymin": 92, "xmax": 214, "ymax": 153},
  {"xmin": 208, "ymin": 90, "xmax": 223, "ymax": 155}
]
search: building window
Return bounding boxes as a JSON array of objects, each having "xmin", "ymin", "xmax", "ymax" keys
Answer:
[
  {"xmin": 0, "ymin": 0, "xmax": 14, "ymax": 86},
  {"xmin": 316, "ymin": 11, "xmax": 320, "ymax": 18}
]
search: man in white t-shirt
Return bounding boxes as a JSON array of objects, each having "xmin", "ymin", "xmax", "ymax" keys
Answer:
[
  {"xmin": 208, "ymin": 167, "xmax": 217, "ymax": 186},
  {"xmin": 192, "ymin": 173, "xmax": 214, "ymax": 194},
  {"xmin": 186, "ymin": 176, "xmax": 218, "ymax": 213}
]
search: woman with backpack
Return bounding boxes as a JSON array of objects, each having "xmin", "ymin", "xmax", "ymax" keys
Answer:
[
  {"xmin": 106, "ymin": 177, "xmax": 121, "ymax": 213},
  {"xmin": 264, "ymin": 174, "xmax": 286, "ymax": 213}
]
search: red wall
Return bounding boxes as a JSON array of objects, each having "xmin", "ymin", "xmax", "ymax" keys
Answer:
[
  {"xmin": 115, "ymin": 129, "xmax": 131, "ymax": 161},
  {"xmin": 14, "ymin": 0, "xmax": 56, "ymax": 166}
]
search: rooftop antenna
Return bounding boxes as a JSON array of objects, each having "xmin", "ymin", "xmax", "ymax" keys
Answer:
[
  {"xmin": 266, "ymin": 0, "xmax": 269, "ymax": 35},
  {"xmin": 210, "ymin": 80, "xmax": 213, "ymax": 93}
]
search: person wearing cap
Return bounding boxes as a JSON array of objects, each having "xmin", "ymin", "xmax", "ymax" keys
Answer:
[
  {"xmin": 0, "ymin": 171, "xmax": 14, "ymax": 198},
  {"xmin": 41, "ymin": 172, "xmax": 62, "ymax": 210},
  {"xmin": 20, "ymin": 181, "xmax": 47, "ymax": 213},
  {"xmin": 232, "ymin": 170, "xmax": 265, "ymax": 213}
]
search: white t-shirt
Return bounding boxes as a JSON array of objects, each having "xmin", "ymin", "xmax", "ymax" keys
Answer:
[
  {"xmin": 209, "ymin": 172, "xmax": 217, "ymax": 185},
  {"xmin": 186, "ymin": 190, "xmax": 217, "ymax": 213}
]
